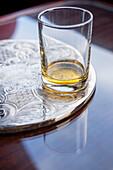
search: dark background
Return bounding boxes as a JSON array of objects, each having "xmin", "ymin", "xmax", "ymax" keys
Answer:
[
  {"xmin": 0, "ymin": 0, "xmax": 113, "ymax": 16},
  {"xmin": 1, "ymin": 0, "xmax": 53, "ymax": 16}
]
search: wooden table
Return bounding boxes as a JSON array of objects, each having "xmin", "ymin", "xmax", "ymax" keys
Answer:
[{"xmin": 0, "ymin": 1, "xmax": 113, "ymax": 169}]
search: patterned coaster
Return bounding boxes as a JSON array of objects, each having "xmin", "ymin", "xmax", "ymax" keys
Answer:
[{"xmin": 0, "ymin": 40, "xmax": 96, "ymax": 133}]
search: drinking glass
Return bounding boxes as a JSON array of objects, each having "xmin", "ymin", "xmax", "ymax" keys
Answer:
[{"xmin": 38, "ymin": 7, "xmax": 93, "ymax": 93}]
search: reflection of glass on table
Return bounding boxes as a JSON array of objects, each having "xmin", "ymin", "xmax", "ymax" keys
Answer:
[{"xmin": 44, "ymin": 109, "xmax": 88, "ymax": 155}]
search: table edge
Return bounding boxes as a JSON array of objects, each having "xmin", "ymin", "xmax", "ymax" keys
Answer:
[{"xmin": 0, "ymin": 0, "xmax": 113, "ymax": 24}]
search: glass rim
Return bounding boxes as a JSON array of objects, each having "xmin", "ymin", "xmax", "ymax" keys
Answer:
[{"xmin": 38, "ymin": 6, "xmax": 93, "ymax": 29}]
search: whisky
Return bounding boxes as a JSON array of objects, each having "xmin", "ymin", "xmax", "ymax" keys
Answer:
[
  {"xmin": 42, "ymin": 59, "xmax": 87, "ymax": 85},
  {"xmin": 40, "ymin": 36, "xmax": 89, "ymax": 92}
]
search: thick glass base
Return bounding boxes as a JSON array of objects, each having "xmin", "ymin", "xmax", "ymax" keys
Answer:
[{"xmin": 42, "ymin": 76, "xmax": 88, "ymax": 93}]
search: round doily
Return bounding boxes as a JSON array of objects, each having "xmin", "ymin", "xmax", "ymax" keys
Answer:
[{"xmin": 0, "ymin": 40, "xmax": 96, "ymax": 133}]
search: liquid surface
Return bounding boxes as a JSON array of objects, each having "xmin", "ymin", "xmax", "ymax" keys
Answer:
[{"xmin": 42, "ymin": 60, "xmax": 87, "ymax": 85}]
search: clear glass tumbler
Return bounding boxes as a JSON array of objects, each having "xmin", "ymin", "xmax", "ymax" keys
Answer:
[{"xmin": 38, "ymin": 7, "xmax": 93, "ymax": 93}]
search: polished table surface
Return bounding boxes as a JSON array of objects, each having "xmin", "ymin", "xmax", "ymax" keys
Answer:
[{"xmin": 0, "ymin": 0, "xmax": 113, "ymax": 169}]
